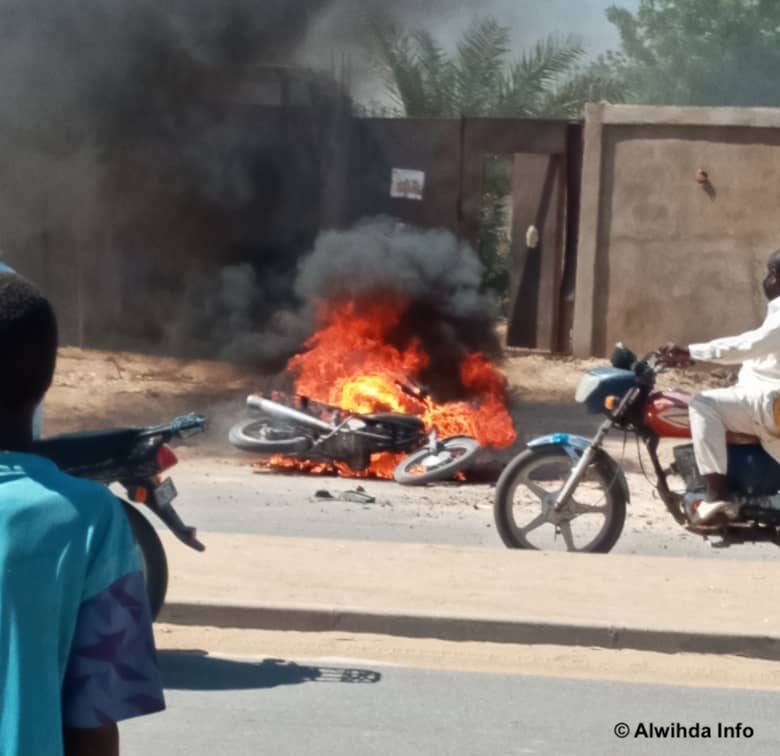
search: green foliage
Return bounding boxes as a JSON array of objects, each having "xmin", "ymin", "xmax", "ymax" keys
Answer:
[
  {"xmin": 606, "ymin": 0, "xmax": 780, "ymax": 106},
  {"xmin": 478, "ymin": 155, "xmax": 512, "ymax": 304}
]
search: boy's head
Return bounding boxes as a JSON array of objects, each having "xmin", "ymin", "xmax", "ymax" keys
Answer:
[{"xmin": 0, "ymin": 273, "xmax": 58, "ymax": 414}]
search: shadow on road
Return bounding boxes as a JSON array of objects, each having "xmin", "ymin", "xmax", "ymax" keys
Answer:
[{"xmin": 159, "ymin": 650, "xmax": 382, "ymax": 691}]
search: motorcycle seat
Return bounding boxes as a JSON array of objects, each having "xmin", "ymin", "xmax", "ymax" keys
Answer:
[
  {"xmin": 727, "ymin": 432, "xmax": 761, "ymax": 445},
  {"xmin": 31, "ymin": 428, "xmax": 147, "ymax": 472},
  {"xmin": 364, "ymin": 413, "xmax": 424, "ymax": 428}
]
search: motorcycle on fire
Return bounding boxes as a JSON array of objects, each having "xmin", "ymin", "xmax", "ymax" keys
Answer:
[
  {"xmin": 494, "ymin": 343, "xmax": 780, "ymax": 553},
  {"xmin": 229, "ymin": 392, "xmax": 481, "ymax": 485},
  {"xmin": 31, "ymin": 413, "xmax": 206, "ymax": 618}
]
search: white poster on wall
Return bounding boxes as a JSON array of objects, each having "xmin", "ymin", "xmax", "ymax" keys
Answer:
[{"xmin": 390, "ymin": 168, "xmax": 425, "ymax": 200}]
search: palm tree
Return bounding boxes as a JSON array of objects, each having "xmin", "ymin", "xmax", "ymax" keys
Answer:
[
  {"xmin": 368, "ymin": 17, "xmax": 625, "ymax": 302},
  {"xmin": 371, "ymin": 17, "xmax": 624, "ymax": 119}
]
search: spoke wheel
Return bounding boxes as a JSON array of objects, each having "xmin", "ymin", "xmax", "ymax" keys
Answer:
[
  {"xmin": 494, "ymin": 446, "xmax": 626, "ymax": 553},
  {"xmin": 228, "ymin": 417, "xmax": 311, "ymax": 454},
  {"xmin": 394, "ymin": 436, "xmax": 480, "ymax": 486}
]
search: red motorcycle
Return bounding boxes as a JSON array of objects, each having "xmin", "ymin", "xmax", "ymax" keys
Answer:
[{"xmin": 494, "ymin": 344, "xmax": 780, "ymax": 553}]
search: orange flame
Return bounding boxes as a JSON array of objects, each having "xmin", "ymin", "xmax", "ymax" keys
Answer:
[{"xmin": 263, "ymin": 297, "xmax": 516, "ymax": 478}]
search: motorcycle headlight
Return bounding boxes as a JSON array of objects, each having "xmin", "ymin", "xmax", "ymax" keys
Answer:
[{"xmin": 575, "ymin": 373, "xmax": 600, "ymax": 403}]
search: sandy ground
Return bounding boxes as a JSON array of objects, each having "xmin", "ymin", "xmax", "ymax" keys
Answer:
[
  {"xmin": 46, "ymin": 346, "xmax": 259, "ymax": 437},
  {"xmin": 46, "ymin": 339, "xmax": 735, "ymax": 441}
]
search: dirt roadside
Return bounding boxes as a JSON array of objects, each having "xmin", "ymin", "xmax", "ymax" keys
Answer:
[{"xmin": 46, "ymin": 340, "xmax": 735, "ymax": 442}]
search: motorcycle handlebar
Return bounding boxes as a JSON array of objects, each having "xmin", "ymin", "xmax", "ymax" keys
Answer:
[
  {"xmin": 140, "ymin": 412, "xmax": 206, "ymax": 440},
  {"xmin": 631, "ymin": 351, "xmax": 669, "ymax": 386}
]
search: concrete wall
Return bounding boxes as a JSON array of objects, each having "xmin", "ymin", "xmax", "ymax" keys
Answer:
[{"xmin": 573, "ymin": 104, "xmax": 780, "ymax": 357}]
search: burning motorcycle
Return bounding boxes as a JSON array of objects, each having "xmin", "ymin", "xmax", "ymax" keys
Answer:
[
  {"xmin": 494, "ymin": 343, "xmax": 780, "ymax": 553},
  {"xmin": 32, "ymin": 413, "xmax": 206, "ymax": 618},
  {"xmin": 229, "ymin": 392, "xmax": 481, "ymax": 485}
]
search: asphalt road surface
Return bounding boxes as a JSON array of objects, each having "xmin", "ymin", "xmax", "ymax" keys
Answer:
[
  {"xmin": 122, "ymin": 653, "xmax": 780, "ymax": 756},
  {"xmin": 151, "ymin": 457, "xmax": 780, "ymax": 561}
]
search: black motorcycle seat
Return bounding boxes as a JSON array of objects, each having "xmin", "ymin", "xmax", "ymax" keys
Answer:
[
  {"xmin": 364, "ymin": 413, "xmax": 424, "ymax": 428},
  {"xmin": 31, "ymin": 428, "xmax": 147, "ymax": 472}
]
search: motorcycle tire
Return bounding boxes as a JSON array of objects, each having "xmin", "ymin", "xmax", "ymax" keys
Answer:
[
  {"xmin": 394, "ymin": 436, "xmax": 481, "ymax": 486},
  {"xmin": 493, "ymin": 446, "xmax": 626, "ymax": 553},
  {"xmin": 228, "ymin": 417, "xmax": 311, "ymax": 454},
  {"xmin": 121, "ymin": 501, "xmax": 168, "ymax": 621}
]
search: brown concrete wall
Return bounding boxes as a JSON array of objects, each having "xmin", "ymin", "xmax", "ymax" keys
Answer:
[{"xmin": 573, "ymin": 105, "xmax": 780, "ymax": 357}]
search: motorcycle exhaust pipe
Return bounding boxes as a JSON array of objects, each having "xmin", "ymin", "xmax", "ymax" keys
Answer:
[{"xmin": 246, "ymin": 395, "xmax": 333, "ymax": 433}]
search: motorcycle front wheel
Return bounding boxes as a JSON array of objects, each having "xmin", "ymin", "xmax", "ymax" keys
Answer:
[
  {"xmin": 493, "ymin": 446, "xmax": 626, "ymax": 553},
  {"xmin": 121, "ymin": 501, "xmax": 168, "ymax": 620},
  {"xmin": 228, "ymin": 417, "xmax": 311, "ymax": 454},
  {"xmin": 394, "ymin": 436, "xmax": 481, "ymax": 486}
]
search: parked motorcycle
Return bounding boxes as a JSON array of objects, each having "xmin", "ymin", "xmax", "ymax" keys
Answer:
[
  {"xmin": 229, "ymin": 393, "xmax": 480, "ymax": 485},
  {"xmin": 494, "ymin": 343, "xmax": 780, "ymax": 553},
  {"xmin": 32, "ymin": 413, "xmax": 206, "ymax": 618}
]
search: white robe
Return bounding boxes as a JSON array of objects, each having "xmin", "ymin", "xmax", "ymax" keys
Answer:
[{"xmin": 689, "ymin": 296, "xmax": 780, "ymax": 464}]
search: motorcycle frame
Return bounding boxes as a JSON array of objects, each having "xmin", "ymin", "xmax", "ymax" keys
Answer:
[
  {"xmin": 120, "ymin": 476, "xmax": 205, "ymax": 552},
  {"xmin": 550, "ymin": 358, "xmax": 780, "ymax": 547},
  {"xmin": 246, "ymin": 395, "xmax": 428, "ymax": 457}
]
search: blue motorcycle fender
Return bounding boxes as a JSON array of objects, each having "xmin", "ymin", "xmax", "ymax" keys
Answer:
[{"xmin": 527, "ymin": 433, "xmax": 631, "ymax": 505}]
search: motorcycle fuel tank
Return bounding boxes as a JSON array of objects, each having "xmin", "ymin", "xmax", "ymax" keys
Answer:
[{"xmin": 645, "ymin": 391, "xmax": 693, "ymax": 438}]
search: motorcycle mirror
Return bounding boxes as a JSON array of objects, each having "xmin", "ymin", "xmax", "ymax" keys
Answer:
[{"xmin": 611, "ymin": 342, "xmax": 637, "ymax": 370}]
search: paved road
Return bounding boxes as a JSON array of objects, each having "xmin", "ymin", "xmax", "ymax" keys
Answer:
[
  {"xmin": 151, "ymin": 457, "xmax": 780, "ymax": 560},
  {"xmin": 122, "ymin": 652, "xmax": 780, "ymax": 756}
]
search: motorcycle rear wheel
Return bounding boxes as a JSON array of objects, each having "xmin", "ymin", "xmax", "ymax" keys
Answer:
[
  {"xmin": 494, "ymin": 446, "xmax": 626, "ymax": 553},
  {"xmin": 228, "ymin": 417, "xmax": 311, "ymax": 454},
  {"xmin": 121, "ymin": 501, "xmax": 168, "ymax": 620},
  {"xmin": 394, "ymin": 436, "xmax": 481, "ymax": 486}
]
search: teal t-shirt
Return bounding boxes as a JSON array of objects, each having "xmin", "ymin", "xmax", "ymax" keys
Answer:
[{"xmin": 0, "ymin": 452, "xmax": 164, "ymax": 754}]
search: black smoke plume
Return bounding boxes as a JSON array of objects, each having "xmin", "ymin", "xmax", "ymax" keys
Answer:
[
  {"xmin": 0, "ymin": 0, "xmax": 502, "ymax": 383},
  {"xmin": 226, "ymin": 218, "xmax": 501, "ymax": 399}
]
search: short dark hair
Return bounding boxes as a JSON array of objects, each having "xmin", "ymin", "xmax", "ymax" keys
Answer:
[{"xmin": 0, "ymin": 273, "xmax": 58, "ymax": 411}]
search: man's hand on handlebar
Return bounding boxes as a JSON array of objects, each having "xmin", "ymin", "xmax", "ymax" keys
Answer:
[{"xmin": 658, "ymin": 343, "xmax": 694, "ymax": 368}]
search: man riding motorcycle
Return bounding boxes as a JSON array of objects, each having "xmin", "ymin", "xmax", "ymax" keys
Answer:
[{"xmin": 661, "ymin": 249, "xmax": 780, "ymax": 523}]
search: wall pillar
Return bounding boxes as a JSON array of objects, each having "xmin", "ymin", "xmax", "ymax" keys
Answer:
[{"xmin": 571, "ymin": 103, "xmax": 605, "ymax": 358}]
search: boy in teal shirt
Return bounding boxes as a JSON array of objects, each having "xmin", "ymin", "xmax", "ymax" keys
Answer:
[{"xmin": 0, "ymin": 272, "xmax": 164, "ymax": 754}]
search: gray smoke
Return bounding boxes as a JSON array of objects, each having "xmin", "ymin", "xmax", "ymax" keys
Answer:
[
  {"xmin": 0, "ymin": 0, "xmax": 628, "ymax": 367},
  {"xmin": 0, "ymin": 0, "xmax": 335, "ymax": 235},
  {"xmin": 0, "ymin": 0, "xmax": 631, "ymax": 236},
  {"xmin": 170, "ymin": 217, "xmax": 501, "ymax": 398},
  {"xmin": 295, "ymin": 217, "xmax": 494, "ymax": 321},
  {"xmin": 214, "ymin": 218, "xmax": 501, "ymax": 398}
]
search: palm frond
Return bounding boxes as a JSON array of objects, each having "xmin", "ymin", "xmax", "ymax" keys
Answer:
[
  {"xmin": 368, "ymin": 22, "xmax": 428, "ymax": 115},
  {"xmin": 453, "ymin": 18, "xmax": 511, "ymax": 114},
  {"xmin": 368, "ymin": 17, "xmax": 457, "ymax": 116},
  {"xmin": 536, "ymin": 70, "xmax": 628, "ymax": 117},
  {"xmin": 496, "ymin": 35, "xmax": 586, "ymax": 116},
  {"xmin": 408, "ymin": 30, "xmax": 457, "ymax": 116}
]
